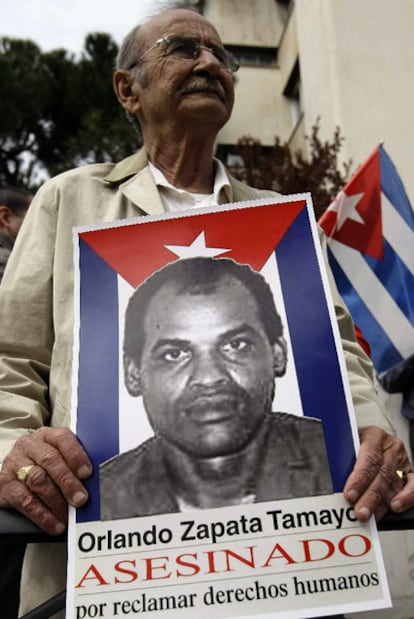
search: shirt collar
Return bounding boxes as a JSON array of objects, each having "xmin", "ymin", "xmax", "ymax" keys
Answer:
[{"xmin": 148, "ymin": 158, "xmax": 233, "ymax": 205}]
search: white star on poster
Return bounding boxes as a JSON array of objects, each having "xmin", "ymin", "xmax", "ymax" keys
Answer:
[
  {"xmin": 328, "ymin": 190, "xmax": 365, "ymax": 230},
  {"xmin": 165, "ymin": 231, "xmax": 231, "ymax": 258}
]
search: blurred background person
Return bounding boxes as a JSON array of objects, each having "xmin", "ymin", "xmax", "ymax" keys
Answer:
[
  {"xmin": 0, "ymin": 185, "xmax": 31, "ymax": 617},
  {"xmin": 0, "ymin": 186, "xmax": 32, "ymax": 282}
]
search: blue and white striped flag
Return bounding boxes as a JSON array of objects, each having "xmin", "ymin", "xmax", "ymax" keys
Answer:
[{"xmin": 319, "ymin": 145, "xmax": 414, "ymax": 373}]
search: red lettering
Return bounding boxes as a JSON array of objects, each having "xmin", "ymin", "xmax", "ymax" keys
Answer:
[
  {"xmin": 205, "ymin": 550, "xmax": 219, "ymax": 573},
  {"xmin": 338, "ymin": 534, "xmax": 371, "ymax": 558},
  {"xmin": 75, "ymin": 564, "xmax": 109, "ymax": 588},
  {"xmin": 175, "ymin": 553, "xmax": 201, "ymax": 577},
  {"xmin": 262, "ymin": 543, "xmax": 297, "ymax": 566},
  {"xmin": 223, "ymin": 546, "xmax": 256, "ymax": 571},
  {"xmin": 144, "ymin": 556, "xmax": 171, "ymax": 580},
  {"xmin": 301, "ymin": 538, "xmax": 335, "ymax": 562},
  {"xmin": 114, "ymin": 560, "xmax": 138, "ymax": 584}
]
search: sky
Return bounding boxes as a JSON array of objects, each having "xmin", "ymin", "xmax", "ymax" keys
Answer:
[{"xmin": 1, "ymin": 0, "xmax": 171, "ymax": 56}]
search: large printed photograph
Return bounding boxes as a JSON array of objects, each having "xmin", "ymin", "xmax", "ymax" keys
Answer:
[
  {"xmin": 99, "ymin": 254, "xmax": 333, "ymax": 520},
  {"xmin": 73, "ymin": 195, "xmax": 356, "ymax": 524},
  {"xmin": 67, "ymin": 196, "xmax": 390, "ymax": 618}
]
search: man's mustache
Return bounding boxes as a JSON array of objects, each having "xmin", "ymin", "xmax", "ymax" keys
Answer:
[
  {"xmin": 176, "ymin": 383, "xmax": 249, "ymax": 412},
  {"xmin": 180, "ymin": 78, "xmax": 226, "ymax": 101}
]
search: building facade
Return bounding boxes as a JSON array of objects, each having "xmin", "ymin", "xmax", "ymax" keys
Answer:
[
  {"xmin": 200, "ymin": 1, "xmax": 414, "ymax": 616},
  {"xmin": 202, "ymin": 0, "xmax": 414, "ymax": 204}
]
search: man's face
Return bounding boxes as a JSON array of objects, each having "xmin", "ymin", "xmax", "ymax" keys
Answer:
[
  {"xmin": 134, "ymin": 276, "xmax": 279, "ymax": 459},
  {"xmin": 126, "ymin": 10, "xmax": 235, "ymax": 134}
]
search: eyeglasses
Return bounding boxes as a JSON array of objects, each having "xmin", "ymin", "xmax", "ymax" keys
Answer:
[{"xmin": 137, "ymin": 35, "xmax": 239, "ymax": 74}]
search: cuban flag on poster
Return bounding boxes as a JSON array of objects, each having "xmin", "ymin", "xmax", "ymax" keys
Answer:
[
  {"xmin": 72, "ymin": 196, "xmax": 356, "ymax": 523},
  {"xmin": 319, "ymin": 145, "xmax": 414, "ymax": 374}
]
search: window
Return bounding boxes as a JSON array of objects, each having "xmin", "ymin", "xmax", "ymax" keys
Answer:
[
  {"xmin": 283, "ymin": 59, "xmax": 302, "ymax": 128},
  {"xmin": 225, "ymin": 45, "xmax": 277, "ymax": 67}
]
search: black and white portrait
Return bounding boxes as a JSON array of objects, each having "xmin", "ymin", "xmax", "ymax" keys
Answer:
[{"xmin": 99, "ymin": 257, "xmax": 332, "ymax": 520}]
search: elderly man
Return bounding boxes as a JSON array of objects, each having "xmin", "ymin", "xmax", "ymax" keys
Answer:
[
  {"xmin": 100, "ymin": 257, "xmax": 332, "ymax": 519},
  {"xmin": 0, "ymin": 6, "xmax": 412, "ymax": 615}
]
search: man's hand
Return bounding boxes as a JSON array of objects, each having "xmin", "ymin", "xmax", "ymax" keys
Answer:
[
  {"xmin": 344, "ymin": 425, "xmax": 414, "ymax": 522},
  {"xmin": 0, "ymin": 427, "xmax": 92, "ymax": 535}
]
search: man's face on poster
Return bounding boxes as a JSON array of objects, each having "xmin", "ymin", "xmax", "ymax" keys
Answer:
[{"xmin": 129, "ymin": 276, "xmax": 283, "ymax": 459}]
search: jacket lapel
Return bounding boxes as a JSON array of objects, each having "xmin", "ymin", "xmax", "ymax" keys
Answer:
[
  {"xmin": 104, "ymin": 149, "xmax": 165, "ymax": 216},
  {"xmin": 103, "ymin": 148, "xmax": 277, "ymax": 215}
]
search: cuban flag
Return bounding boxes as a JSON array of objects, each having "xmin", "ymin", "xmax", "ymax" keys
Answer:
[
  {"xmin": 319, "ymin": 145, "xmax": 414, "ymax": 374},
  {"xmin": 73, "ymin": 197, "xmax": 356, "ymax": 522}
]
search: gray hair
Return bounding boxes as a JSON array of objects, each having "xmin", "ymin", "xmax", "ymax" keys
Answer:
[
  {"xmin": 116, "ymin": 25, "xmax": 144, "ymax": 72},
  {"xmin": 115, "ymin": 25, "xmax": 146, "ymax": 135},
  {"xmin": 115, "ymin": 3, "xmax": 200, "ymax": 134}
]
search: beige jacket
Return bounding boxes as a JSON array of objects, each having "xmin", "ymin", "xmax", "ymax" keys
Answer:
[{"xmin": 0, "ymin": 150, "xmax": 391, "ymax": 614}]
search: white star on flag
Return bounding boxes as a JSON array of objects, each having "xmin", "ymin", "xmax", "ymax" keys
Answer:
[
  {"xmin": 164, "ymin": 231, "xmax": 231, "ymax": 258},
  {"xmin": 328, "ymin": 190, "xmax": 365, "ymax": 231}
]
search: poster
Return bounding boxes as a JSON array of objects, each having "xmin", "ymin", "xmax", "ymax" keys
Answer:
[{"xmin": 67, "ymin": 195, "xmax": 391, "ymax": 618}]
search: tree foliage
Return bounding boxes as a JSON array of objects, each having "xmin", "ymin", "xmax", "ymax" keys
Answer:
[
  {"xmin": 0, "ymin": 34, "xmax": 140, "ymax": 189},
  {"xmin": 1, "ymin": 34, "xmax": 351, "ymax": 211},
  {"xmin": 227, "ymin": 122, "xmax": 352, "ymax": 219}
]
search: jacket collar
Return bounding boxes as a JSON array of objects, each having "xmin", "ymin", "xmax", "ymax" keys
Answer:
[
  {"xmin": 103, "ymin": 148, "xmax": 276, "ymax": 214},
  {"xmin": 104, "ymin": 149, "xmax": 165, "ymax": 216},
  {"xmin": 104, "ymin": 149, "xmax": 148, "ymax": 184}
]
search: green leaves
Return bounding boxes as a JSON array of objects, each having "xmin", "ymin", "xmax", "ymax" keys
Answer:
[{"xmin": 0, "ymin": 33, "xmax": 140, "ymax": 189}]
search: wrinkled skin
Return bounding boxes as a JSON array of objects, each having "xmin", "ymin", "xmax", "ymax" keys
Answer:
[
  {"xmin": 0, "ymin": 424, "xmax": 413, "ymax": 534},
  {"xmin": 0, "ymin": 9, "xmax": 413, "ymax": 535},
  {"xmin": 344, "ymin": 425, "xmax": 414, "ymax": 522},
  {"xmin": 0, "ymin": 428, "xmax": 91, "ymax": 534}
]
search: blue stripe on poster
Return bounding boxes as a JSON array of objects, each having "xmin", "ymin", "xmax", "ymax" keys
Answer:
[
  {"xmin": 276, "ymin": 210, "xmax": 355, "ymax": 490},
  {"xmin": 76, "ymin": 240, "xmax": 120, "ymax": 522}
]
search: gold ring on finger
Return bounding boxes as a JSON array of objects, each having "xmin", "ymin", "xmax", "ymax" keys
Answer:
[
  {"xmin": 395, "ymin": 469, "xmax": 408, "ymax": 485},
  {"xmin": 17, "ymin": 464, "xmax": 35, "ymax": 484}
]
